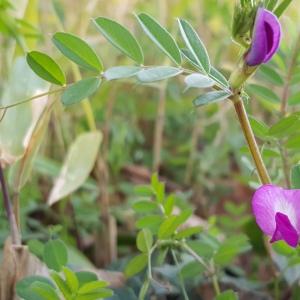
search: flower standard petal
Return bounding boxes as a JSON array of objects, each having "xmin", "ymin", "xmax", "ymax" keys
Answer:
[{"xmin": 245, "ymin": 8, "xmax": 282, "ymax": 66}]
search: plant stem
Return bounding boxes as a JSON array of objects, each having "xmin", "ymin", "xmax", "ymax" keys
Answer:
[
  {"xmin": 233, "ymin": 96, "xmax": 271, "ymax": 184},
  {"xmin": 0, "ymin": 164, "xmax": 21, "ymax": 245},
  {"xmin": 212, "ymin": 273, "xmax": 221, "ymax": 296}
]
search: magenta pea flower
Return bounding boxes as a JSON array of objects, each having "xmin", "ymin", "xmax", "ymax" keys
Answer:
[
  {"xmin": 252, "ymin": 185, "xmax": 300, "ymax": 248},
  {"xmin": 245, "ymin": 8, "xmax": 282, "ymax": 66}
]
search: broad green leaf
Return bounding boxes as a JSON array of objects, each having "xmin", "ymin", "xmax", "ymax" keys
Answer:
[
  {"xmin": 27, "ymin": 51, "xmax": 65, "ymax": 85},
  {"xmin": 137, "ymin": 229, "xmax": 153, "ymax": 253},
  {"xmin": 288, "ymin": 92, "xmax": 300, "ymax": 106},
  {"xmin": 30, "ymin": 282, "xmax": 60, "ymax": 300},
  {"xmin": 63, "ymin": 267, "xmax": 79, "ymax": 293},
  {"xmin": 61, "ymin": 77, "xmax": 101, "ymax": 106},
  {"xmin": 216, "ymin": 290, "xmax": 238, "ymax": 300},
  {"xmin": 184, "ymin": 73, "xmax": 214, "ymax": 89},
  {"xmin": 28, "ymin": 239, "xmax": 45, "ymax": 259},
  {"xmin": 132, "ymin": 200, "xmax": 158, "ymax": 213},
  {"xmin": 78, "ymin": 281, "xmax": 108, "ymax": 294},
  {"xmin": 291, "ymin": 165, "xmax": 300, "ymax": 189},
  {"xmin": 178, "ymin": 19, "xmax": 210, "ymax": 73},
  {"xmin": 16, "ymin": 276, "xmax": 54, "ymax": 300},
  {"xmin": 52, "ymin": 32, "xmax": 103, "ymax": 72},
  {"xmin": 286, "ymin": 135, "xmax": 300, "ymax": 149},
  {"xmin": 247, "ymin": 84, "xmax": 280, "ymax": 103},
  {"xmin": 93, "ymin": 17, "xmax": 143, "ymax": 64},
  {"xmin": 104, "ymin": 66, "xmax": 142, "ymax": 80},
  {"xmin": 248, "ymin": 115, "xmax": 270, "ymax": 139},
  {"xmin": 187, "ymin": 240, "xmax": 214, "ymax": 260},
  {"xmin": 135, "ymin": 215, "xmax": 163, "ymax": 232},
  {"xmin": 137, "ymin": 67, "xmax": 182, "ymax": 82},
  {"xmin": 274, "ymin": 0, "xmax": 293, "ymax": 17},
  {"xmin": 76, "ymin": 272, "xmax": 98, "ymax": 288},
  {"xmin": 48, "ymin": 131, "xmax": 102, "ymax": 205},
  {"xmin": 259, "ymin": 65, "xmax": 283, "ymax": 86},
  {"xmin": 134, "ymin": 185, "xmax": 153, "ymax": 196},
  {"xmin": 268, "ymin": 114, "xmax": 300, "ymax": 138},
  {"xmin": 180, "ymin": 262, "xmax": 205, "ymax": 279},
  {"xmin": 193, "ymin": 91, "xmax": 231, "ymax": 107},
  {"xmin": 175, "ymin": 226, "xmax": 202, "ymax": 239},
  {"xmin": 125, "ymin": 254, "xmax": 148, "ymax": 278},
  {"xmin": 76, "ymin": 289, "xmax": 113, "ymax": 300},
  {"xmin": 158, "ymin": 215, "xmax": 179, "ymax": 239},
  {"xmin": 164, "ymin": 194, "xmax": 175, "ymax": 216},
  {"xmin": 136, "ymin": 13, "xmax": 181, "ymax": 65},
  {"xmin": 209, "ymin": 66, "xmax": 230, "ymax": 88},
  {"xmin": 43, "ymin": 239, "xmax": 68, "ymax": 272}
]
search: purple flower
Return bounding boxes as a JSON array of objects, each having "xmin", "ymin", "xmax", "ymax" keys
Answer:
[
  {"xmin": 245, "ymin": 8, "xmax": 281, "ymax": 66},
  {"xmin": 252, "ymin": 185, "xmax": 300, "ymax": 248}
]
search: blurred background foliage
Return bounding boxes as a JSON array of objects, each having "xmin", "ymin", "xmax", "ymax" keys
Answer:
[{"xmin": 1, "ymin": 0, "xmax": 300, "ymax": 299}]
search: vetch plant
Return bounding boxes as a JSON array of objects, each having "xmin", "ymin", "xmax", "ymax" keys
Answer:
[{"xmin": 1, "ymin": 0, "xmax": 299, "ymax": 299}]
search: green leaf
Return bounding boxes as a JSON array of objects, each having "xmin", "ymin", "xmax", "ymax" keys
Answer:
[
  {"xmin": 214, "ymin": 234, "xmax": 251, "ymax": 266},
  {"xmin": 43, "ymin": 239, "xmax": 68, "ymax": 272},
  {"xmin": 259, "ymin": 65, "xmax": 283, "ymax": 86},
  {"xmin": 136, "ymin": 13, "xmax": 181, "ymax": 65},
  {"xmin": 187, "ymin": 240, "xmax": 215, "ymax": 260},
  {"xmin": 26, "ymin": 51, "xmax": 65, "ymax": 86},
  {"xmin": 267, "ymin": 0, "xmax": 279, "ymax": 10},
  {"xmin": 61, "ymin": 77, "xmax": 101, "ymax": 106},
  {"xmin": 137, "ymin": 229, "xmax": 153, "ymax": 253},
  {"xmin": 286, "ymin": 135, "xmax": 300, "ymax": 149},
  {"xmin": 216, "ymin": 290, "xmax": 238, "ymax": 300},
  {"xmin": 288, "ymin": 92, "xmax": 300, "ymax": 106},
  {"xmin": 48, "ymin": 131, "xmax": 102, "ymax": 205},
  {"xmin": 180, "ymin": 262, "xmax": 205, "ymax": 279},
  {"xmin": 137, "ymin": 67, "xmax": 182, "ymax": 82},
  {"xmin": 291, "ymin": 165, "xmax": 300, "ymax": 189},
  {"xmin": 52, "ymin": 32, "xmax": 103, "ymax": 72},
  {"xmin": 178, "ymin": 19, "xmax": 210, "ymax": 73},
  {"xmin": 164, "ymin": 194, "xmax": 174, "ymax": 216},
  {"xmin": 135, "ymin": 215, "xmax": 163, "ymax": 232},
  {"xmin": 75, "ymin": 272, "xmax": 98, "ymax": 288},
  {"xmin": 63, "ymin": 267, "xmax": 79, "ymax": 293},
  {"xmin": 76, "ymin": 289, "xmax": 113, "ymax": 300},
  {"xmin": 193, "ymin": 91, "xmax": 231, "ymax": 107},
  {"xmin": 16, "ymin": 276, "xmax": 54, "ymax": 300},
  {"xmin": 104, "ymin": 66, "xmax": 141, "ymax": 80},
  {"xmin": 268, "ymin": 114, "xmax": 300, "ymax": 138},
  {"xmin": 78, "ymin": 281, "xmax": 108, "ymax": 294},
  {"xmin": 30, "ymin": 282, "xmax": 60, "ymax": 300},
  {"xmin": 93, "ymin": 17, "xmax": 143, "ymax": 64},
  {"xmin": 247, "ymin": 84, "xmax": 281, "ymax": 103},
  {"xmin": 28, "ymin": 239, "xmax": 45, "ymax": 259},
  {"xmin": 134, "ymin": 185, "xmax": 154, "ymax": 196},
  {"xmin": 272, "ymin": 240, "xmax": 297, "ymax": 256},
  {"xmin": 132, "ymin": 200, "xmax": 158, "ymax": 213},
  {"xmin": 51, "ymin": 273, "xmax": 72, "ymax": 300},
  {"xmin": 175, "ymin": 226, "xmax": 202, "ymax": 239},
  {"xmin": 125, "ymin": 253, "xmax": 148, "ymax": 278},
  {"xmin": 274, "ymin": 0, "xmax": 293, "ymax": 17},
  {"xmin": 184, "ymin": 73, "xmax": 215, "ymax": 90},
  {"xmin": 248, "ymin": 115, "xmax": 270, "ymax": 139},
  {"xmin": 158, "ymin": 215, "xmax": 179, "ymax": 239}
]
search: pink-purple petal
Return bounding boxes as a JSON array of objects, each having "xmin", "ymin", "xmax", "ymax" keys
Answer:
[
  {"xmin": 270, "ymin": 212, "xmax": 299, "ymax": 248},
  {"xmin": 245, "ymin": 8, "xmax": 281, "ymax": 66}
]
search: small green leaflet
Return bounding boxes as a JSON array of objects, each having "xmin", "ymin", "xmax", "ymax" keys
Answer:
[
  {"xmin": 274, "ymin": 0, "xmax": 293, "ymax": 17},
  {"xmin": 27, "ymin": 51, "xmax": 66, "ymax": 86},
  {"xmin": 136, "ymin": 13, "xmax": 181, "ymax": 65},
  {"xmin": 259, "ymin": 65, "xmax": 283, "ymax": 86},
  {"xmin": 268, "ymin": 114, "xmax": 300, "ymax": 139},
  {"xmin": 193, "ymin": 91, "xmax": 231, "ymax": 107},
  {"xmin": 178, "ymin": 19, "xmax": 210, "ymax": 73},
  {"xmin": 216, "ymin": 290, "xmax": 238, "ymax": 300},
  {"xmin": 210, "ymin": 66, "xmax": 230, "ymax": 89},
  {"xmin": 137, "ymin": 229, "xmax": 153, "ymax": 253},
  {"xmin": 61, "ymin": 77, "xmax": 101, "ymax": 106},
  {"xmin": 104, "ymin": 66, "xmax": 142, "ymax": 80},
  {"xmin": 137, "ymin": 66, "xmax": 182, "ymax": 82},
  {"xmin": 52, "ymin": 32, "xmax": 103, "ymax": 72},
  {"xmin": 184, "ymin": 73, "xmax": 215, "ymax": 90},
  {"xmin": 93, "ymin": 17, "xmax": 144, "ymax": 64},
  {"xmin": 247, "ymin": 84, "xmax": 280, "ymax": 103},
  {"xmin": 43, "ymin": 239, "xmax": 68, "ymax": 272},
  {"xmin": 125, "ymin": 253, "xmax": 148, "ymax": 278}
]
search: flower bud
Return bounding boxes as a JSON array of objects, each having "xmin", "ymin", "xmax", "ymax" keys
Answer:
[{"xmin": 245, "ymin": 8, "xmax": 282, "ymax": 66}]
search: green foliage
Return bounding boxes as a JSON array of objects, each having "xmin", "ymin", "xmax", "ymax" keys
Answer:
[
  {"xmin": 193, "ymin": 91, "xmax": 231, "ymax": 107},
  {"xmin": 52, "ymin": 32, "xmax": 103, "ymax": 72},
  {"xmin": 26, "ymin": 51, "xmax": 66, "ymax": 86}
]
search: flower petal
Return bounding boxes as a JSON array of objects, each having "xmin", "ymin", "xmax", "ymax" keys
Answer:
[
  {"xmin": 270, "ymin": 212, "xmax": 299, "ymax": 247},
  {"xmin": 245, "ymin": 8, "xmax": 281, "ymax": 66},
  {"xmin": 252, "ymin": 185, "xmax": 300, "ymax": 236}
]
